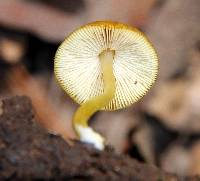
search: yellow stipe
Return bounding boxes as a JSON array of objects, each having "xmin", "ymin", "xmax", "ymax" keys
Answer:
[{"xmin": 73, "ymin": 50, "xmax": 115, "ymax": 130}]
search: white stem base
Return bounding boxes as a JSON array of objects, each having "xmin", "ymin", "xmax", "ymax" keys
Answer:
[{"xmin": 75, "ymin": 124, "xmax": 105, "ymax": 150}]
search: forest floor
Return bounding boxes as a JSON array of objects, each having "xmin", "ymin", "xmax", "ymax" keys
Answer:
[{"xmin": 0, "ymin": 96, "xmax": 199, "ymax": 181}]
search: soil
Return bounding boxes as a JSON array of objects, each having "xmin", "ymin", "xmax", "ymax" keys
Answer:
[{"xmin": 0, "ymin": 96, "xmax": 199, "ymax": 181}]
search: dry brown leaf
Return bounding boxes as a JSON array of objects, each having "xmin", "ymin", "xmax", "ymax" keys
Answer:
[
  {"xmin": 160, "ymin": 144, "xmax": 191, "ymax": 176},
  {"xmin": 0, "ymin": 0, "xmax": 156, "ymax": 42},
  {"xmin": 133, "ymin": 123, "xmax": 155, "ymax": 163},
  {"xmin": 0, "ymin": 38, "xmax": 25, "ymax": 64},
  {"xmin": 143, "ymin": 47, "xmax": 200, "ymax": 133},
  {"xmin": 93, "ymin": 109, "xmax": 139, "ymax": 152},
  {"xmin": 0, "ymin": 0, "xmax": 82, "ymax": 42},
  {"xmin": 0, "ymin": 100, "xmax": 3, "ymax": 116},
  {"xmin": 146, "ymin": 0, "xmax": 200, "ymax": 80},
  {"xmin": 7, "ymin": 65, "xmax": 76, "ymax": 144},
  {"xmin": 161, "ymin": 141, "xmax": 200, "ymax": 176},
  {"xmin": 85, "ymin": 0, "xmax": 156, "ymax": 26},
  {"xmin": 190, "ymin": 143, "xmax": 200, "ymax": 175}
]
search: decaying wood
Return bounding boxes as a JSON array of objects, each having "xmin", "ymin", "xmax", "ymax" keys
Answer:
[{"xmin": 1, "ymin": 96, "xmax": 198, "ymax": 181}]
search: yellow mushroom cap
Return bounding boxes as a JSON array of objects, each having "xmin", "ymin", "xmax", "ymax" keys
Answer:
[{"xmin": 54, "ymin": 21, "xmax": 158, "ymax": 110}]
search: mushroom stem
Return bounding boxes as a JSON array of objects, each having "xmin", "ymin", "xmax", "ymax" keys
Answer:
[{"xmin": 73, "ymin": 49, "xmax": 116, "ymax": 149}]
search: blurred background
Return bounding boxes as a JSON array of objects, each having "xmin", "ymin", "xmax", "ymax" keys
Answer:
[{"xmin": 0, "ymin": 0, "xmax": 200, "ymax": 177}]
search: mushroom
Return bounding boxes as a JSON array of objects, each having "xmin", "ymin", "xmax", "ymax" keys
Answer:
[{"xmin": 54, "ymin": 21, "xmax": 158, "ymax": 150}]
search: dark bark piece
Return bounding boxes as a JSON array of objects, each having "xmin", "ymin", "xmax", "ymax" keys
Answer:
[{"xmin": 0, "ymin": 96, "xmax": 199, "ymax": 180}]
